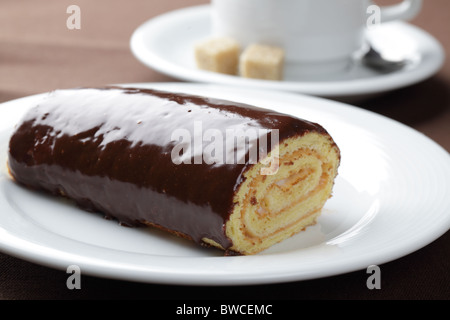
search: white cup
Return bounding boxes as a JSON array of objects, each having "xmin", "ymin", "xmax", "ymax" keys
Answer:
[{"xmin": 211, "ymin": 0, "xmax": 422, "ymax": 73}]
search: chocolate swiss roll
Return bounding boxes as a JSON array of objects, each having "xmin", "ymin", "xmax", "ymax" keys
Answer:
[{"xmin": 8, "ymin": 87, "xmax": 340, "ymax": 255}]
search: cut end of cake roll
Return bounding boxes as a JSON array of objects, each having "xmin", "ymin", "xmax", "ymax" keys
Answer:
[{"xmin": 219, "ymin": 130, "xmax": 340, "ymax": 255}]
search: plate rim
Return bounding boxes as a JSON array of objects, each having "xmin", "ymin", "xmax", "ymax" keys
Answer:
[{"xmin": 0, "ymin": 82, "xmax": 449, "ymax": 286}]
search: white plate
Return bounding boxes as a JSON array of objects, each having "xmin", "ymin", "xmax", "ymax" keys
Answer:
[
  {"xmin": 0, "ymin": 83, "xmax": 449, "ymax": 286},
  {"xmin": 130, "ymin": 5, "xmax": 445, "ymax": 99}
]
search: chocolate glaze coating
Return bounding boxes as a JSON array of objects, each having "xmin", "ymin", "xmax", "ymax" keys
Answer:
[{"xmin": 8, "ymin": 87, "xmax": 327, "ymax": 252}]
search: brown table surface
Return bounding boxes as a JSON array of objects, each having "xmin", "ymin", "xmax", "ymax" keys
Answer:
[{"xmin": 0, "ymin": 0, "xmax": 448, "ymax": 300}]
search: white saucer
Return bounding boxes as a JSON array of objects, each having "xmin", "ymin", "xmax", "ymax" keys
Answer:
[
  {"xmin": 130, "ymin": 5, "xmax": 445, "ymax": 98},
  {"xmin": 1, "ymin": 83, "xmax": 449, "ymax": 286}
]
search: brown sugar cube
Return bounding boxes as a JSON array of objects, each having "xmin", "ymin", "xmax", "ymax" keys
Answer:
[
  {"xmin": 240, "ymin": 44, "xmax": 285, "ymax": 80},
  {"xmin": 194, "ymin": 37, "xmax": 240, "ymax": 75}
]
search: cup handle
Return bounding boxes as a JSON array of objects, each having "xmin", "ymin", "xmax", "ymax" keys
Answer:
[{"xmin": 378, "ymin": 0, "xmax": 422, "ymax": 23}]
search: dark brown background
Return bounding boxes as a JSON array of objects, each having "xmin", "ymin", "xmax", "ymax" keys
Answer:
[{"xmin": 0, "ymin": 0, "xmax": 448, "ymax": 300}]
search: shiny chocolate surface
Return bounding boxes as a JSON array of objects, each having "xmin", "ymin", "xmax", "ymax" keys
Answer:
[{"xmin": 8, "ymin": 87, "xmax": 326, "ymax": 251}]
